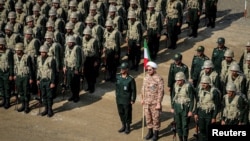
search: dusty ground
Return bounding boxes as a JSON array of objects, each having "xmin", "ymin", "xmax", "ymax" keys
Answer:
[{"xmin": 1, "ymin": 1, "xmax": 250, "ymax": 141}]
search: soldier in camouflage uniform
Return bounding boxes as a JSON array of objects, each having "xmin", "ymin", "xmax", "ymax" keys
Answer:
[
  {"xmin": 90, "ymin": 0, "xmax": 106, "ymax": 19},
  {"xmin": 145, "ymin": 1, "xmax": 163, "ymax": 60},
  {"xmin": 63, "ymin": 36, "xmax": 83, "ymax": 103},
  {"xmin": 82, "ymin": 27, "xmax": 99, "ymax": 93},
  {"xmin": 23, "ymin": 16, "xmax": 43, "ymax": 41},
  {"xmin": 0, "ymin": 0, "xmax": 8, "ymax": 31},
  {"xmin": 116, "ymin": 62, "xmax": 136, "ymax": 134},
  {"xmin": 171, "ymin": 71, "xmax": 195, "ymax": 141},
  {"xmin": 67, "ymin": 0, "xmax": 85, "ymax": 22},
  {"xmin": 37, "ymin": 45, "xmax": 57, "ymax": 117},
  {"xmin": 190, "ymin": 46, "xmax": 209, "ymax": 88},
  {"xmin": 211, "ymin": 37, "xmax": 228, "ymax": 74},
  {"xmin": 15, "ymin": 2, "xmax": 27, "ymax": 26},
  {"xmin": 165, "ymin": 0, "xmax": 182, "ymax": 49},
  {"xmin": 221, "ymin": 82, "xmax": 248, "ymax": 125},
  {"xmin": 194, "ymin": 76, "xmax": 220, "ymax": 141},
  {"xmin": 45, "ymin": 20, "xmax": 65, "ymax": 47},
  {"xmin": 128, "ymin": 0, "xmax": 145, "ymax": 27},
  {"xmin": 126, "ymin": 11, "xmax": 142, "ymax": 71},
  {"xmin": 239, "ymin": 41, "xmax": 250, "ymax": 71},
  {"xmin": 7, "ymin": 11, "xmax": 23, "ymax": 34},
  {"xmin": 107, "ymin": 5, "xmax": 124, "ymax": 33},
  {"xmin": 4, "ymin": 23, "xmax": 22, "ymax": 50},
  {"xmin": 0, "ymin": 37, "xmax": 14, "ymax": 109},
  {"xmin": 69, "ymin": 12, "xmax": 85, "ymax": 37},
  {"xmin": 168, "ymin": 53, "xmax": 189, "ymax": 102},
  {"xmin": 108, "ymin": 0, "xmax": 127, "ymax": 29},
  {"xmin": 35, "ymin": 0, "xmax": 50, "ymax": 17},
  {"xmin": 220, "ymin": 49, "xmax": 238, "ymax": 85},
  {"xmin": 51, "ymin": 0, "xmax": 67, "ymax": 22},
  {"xmin": 88, "ymin": 3, "xmax": 105, "ymax": 27},
  {"xmin": 65, "ymin": 22, "xmax": 82, "ymax": 46},
  {"xmin": 187, "ymin": 0, "xmax": 201, "ymax": 37},
  {"xmin": 141, "ymin": 61, "xmax": 164, "ymax": 141},
  {"xmin": 32, "ymin": 4, "xmax": 47, "ymax": 40},
  {"xmin": 48, "ymin": 8, "xmax": 66, "ymax": 35},
  {"xmin": 78, "ymin": 0, "xmax": 90, "ymax": 18},
  {"xmin": 205, "ymin": 0, "xmax": 217, "ymax": 28},
  {"xmin": 102, "ymin": 20, "xmax": 121, "ymax": 82},
  {"xmin": 13, "ymin": 43, "xmax": 34, "ymax": 113},
  {"xmin": 224, "ymin": 63, "xmax": 247, "ymax": 95},
  {"xmin": 197, "ymin": 60, "xmax": 220, "ymax": 89},
  {"xmin": 244, "ymin": 54, "xmax": 250, "ymax": 125}
]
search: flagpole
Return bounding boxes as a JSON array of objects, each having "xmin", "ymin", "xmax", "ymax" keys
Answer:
[
  {"xmin": 142, "ymin": 67, "xmax": 145, "ymax": 139},
  {"xmin": 245, "ymin": 0, "xmax": 247, "ymax": 18}
]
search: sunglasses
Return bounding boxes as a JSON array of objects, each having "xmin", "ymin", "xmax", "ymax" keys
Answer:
[{"xmin": 146, "ymin": 69, "xmax": 153, "ymax": 71}]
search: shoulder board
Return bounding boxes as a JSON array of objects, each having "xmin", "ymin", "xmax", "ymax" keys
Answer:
[{"xmin": 129, "ymin": 75, "xmax": 134, "ymax": 79}]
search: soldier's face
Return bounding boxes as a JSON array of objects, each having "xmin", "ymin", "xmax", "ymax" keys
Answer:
[
  {"xmin": 27, "ymin": 21, "xmax": 34, "ymax": 27},
  {"xmin": 231, "ymin": 70, "xmax": 238, "ymax": 77},
  {"xmin": 49, "ymin": 15, "xmax": 56, "ymax": 20},
  {"xmin": 131, "ymin": 4, "xmax": 137, "ymax": 8},
  {"xmin": 36, "ymin": 0, "xmax": 43, "ymax": 5},
  {"xmin": 16, "ymin": 50, "xmax": 22, "ymax": 56},
  {"xmin": 90, "ymin": 10, "xmax": 96, "ymax": 15},
  {"xmin": 0, "ymin": 44, "xmax": 5, "ymax": 50},
  {"xmin": 84, "ymin": 34, "xmax": 91, "ymax": 40},
  {"xmin": 201, "ymin": 83, "xmax": 209, "ymax": 89},
  {"xmin": 45, "ymin": 38, "xmax": 53, "ymax": 44},
  {"xmin": 25, "ymin": 34, "xmax": 32, "ymax": 40},
  {"xmin": 120, "ymin": 68, "xmax": 128, "ymax": 74},
  {"xmin": 9, "ymin": 18, "xmax": 15, "ymax": 23},
  {"xmin": 225, "ymin": 57, "xmax": 232, "ymax": 62},
  {"xmin": 0, "ymin": 4, "xmax": 3, "ymax": 9},
  {"xmin": 16, "ymin": 9, "xmax": 22, "ymax": 13},
  {"xmin": 33, "ymin": 11, "xmax": 40, "ymax": 16},
  {"xmin": 218, "ymin": 43, "xmax": 224, "ymax": 48},
  {"xmin": 40, "ymin": 52, "xmax": 47, "ymax": 58},
  {"xmin": 87, "ymin": 23, "xmax": 93, "ymax": 28},
  {"xmin": 5, "ymin": 30, "xmax": 11, "ymax": 36},
  {"xmin": 247, "ymin": 60, "xmax": 250, "ymax": 65},
  {"xmin": 129, "ymin": 18, "xmax": 136, "ymax": 23},
  {"xmin": 176, "ymin": 80, "xmax": 184, "ymax": 86},
  {"xmin": 70, "ymin": 18, "xmax": 77, "ymax": 23},
  {"xmin": 148, "ymin": 7, "xmax": 154, "ymax": 12},
  {"xmin": 247, "ymin": 47, "xmax": 250, "ymax": 52},
  {"xmin": 196, "ymin": 51, "xmax": 202, "ymax": 56},
  {"xmin": 109, "ymin": 12, "xmax": 115, "ymax": 17},
  {"xmin": 226, "ymin": 91, "xmax": 234, "ymax": 97},
  {"xmin": 67, "ymin": 42, "xmax": 74, "ymax": 48},
  {"xmin": 47, "ymin": 26, "xmax": 54, "ymax": 32},
  {"xmin": 70, "ymin": 6, "xmax": 76, "ymax": 11},
  {"xmin": 53, "ymin": 3, "xmax": 59, "ymax": 8},
  {"xmin": 204, "ymin": 68, "xmax": 211, "ymax": 73},
  {"xmin": 106, "ymin": 26, "xmax": 112, "ymax": 32}
]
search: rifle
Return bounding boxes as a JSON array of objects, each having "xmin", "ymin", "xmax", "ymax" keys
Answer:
[{"xmin": 171, "ymin": 120, "xmax": 177, "ymax": 141}]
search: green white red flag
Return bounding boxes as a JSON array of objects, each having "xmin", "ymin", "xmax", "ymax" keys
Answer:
[{"xmin": 143, "ymin": 39, "xmax": 151, "ymax": 68}]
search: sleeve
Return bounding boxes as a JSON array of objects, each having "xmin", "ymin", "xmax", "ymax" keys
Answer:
[
  {"xmin": 221, "ymin": 96, "xmax": 226, "ymax": 121},
  {"xmin": 157, "ymin": 77, "xmax": 164, "ymax": 104},
  {"xmin": 115, "ymin": 32, "xmax": 121, "ymax": 56},
  {"xmin": 241, "ymin": 77, "xmax": 247, "ymax": 95},
  {"xmin": 27, "ymin": 55, "xmax": 34, "ymax": 80},
  {"xmin": 212, "ymin": 89, "xmax": 220, "ymax": 118},
  {"xmin": 55, "ymin": 45, "xmax": 61, "ymax": 71},
  {"xmin": 8, "ymin": 50, "xmax": 14, "ymax": 76},
  {"xmin": 190, "ymin": 57, "xmax": 195, "ymax": 79},
  {"xmin": 177, "ymin": 2, "xmax": 183, "ymax": 23},
  {"xmin": 35, "ymin": 40, "xmax": 41, "ymax": 56},
  {"xmin": 136, "ymin": 22, "xmax": 143, "ymax": 45},
  {"xmin": 131, "ymin": 78, "xmax": 137, "ymax": 103},
  {"xmin": 157, "ymin": 12, "xmax": 163, "ymax": 34},
  {"xmin": 188, "ymin": 84, "xmax": 195, "ymax": 112},
  {"xmin": 239, "ymin": 53, "xmax": 244, "ymax": 71},
  {"xmin": 50, "ymin": 58, "xmax": 57, "ymax": 84},
  {"xmin": 238, "ymin": 96, "xmax": 247, "ymax": 123},
  {"xmin": 75, "ymin": 47, "xmax": 82, "ymax": 71},
  {"xmin": 170, "ymin": 85, "xmax": 175, "ymax": 108},
  {"xmin": 184, "ymin": 65, "xmax": 190, "ymax": 80},
  {"xmin": 194, "ymin": 87, "xmax": 200, "ymax": 114},
  {"xmin": 93, "ymin": 39, "xmax": 99, "ymax": 58},
  {"xmin": 167, "ymin": 63, "xmax": 174, "ymax": 87}
]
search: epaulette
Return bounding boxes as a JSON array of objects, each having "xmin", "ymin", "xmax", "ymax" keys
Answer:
[{"xmin": 129, "ymin": 75, "xmax": 134, "ymax": 78}]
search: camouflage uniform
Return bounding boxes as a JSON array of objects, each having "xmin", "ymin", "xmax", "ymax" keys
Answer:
[
  {"xmin": 35, "ymin": 0, "xmax": 51, "ymax": 17},
  {"xmin": 23, "ymin": 16, "xmax": 43, "ymax": 42},
  {"xmin": 46, "ymin": 20, "xmax": 65, "ymax": 46},
  {"xmin": 15, "ymin": 2, "xmax": 27, "ymax": 26},
  {"xmin": 65, "ymin": 22, "xmax": 82, "ymax": 46},
  {"xmin": 0, "ymin": 0, "xmax": 8, "ymax": 31},
  {"xmin": 128, "ymin": 0, "xmax": 145, "ymax": 27},
  {"xmin": 4, "ymin": 23, "xmax": 22, "ymax": 50},
  {"xmin": 51, "ymin": 0, "xmax": 67, "ymax": 22},
  {"xmin": 69, "ymin": 12, "xmax": 85, "ymax": 37},
  {"xmin": 67, "ymin": 0, "xmax": 85, "ymax": 22},
  {"xmin": 7, "ymin": 11, "xmax": 23, "ymax": 34},
  {"xmin": 239, "ymin": 41, "xmax": 250, "ymax": 71},
  {"xmin": 32, "ymin": 5, "xmax": 47, "ymax": 40},
  {"xmin": 107, "ymin": 5, "xmax": 124, "ymax": 33},
  {"xmin": 88, "ymin": 4, "xmax": 105, "ymax": 27},
  {"xmin": 90, "ymin": 0, "xmax": 107, "ymax": 19}
]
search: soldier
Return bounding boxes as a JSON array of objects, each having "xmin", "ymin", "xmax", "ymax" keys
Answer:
[
  {"xmin": 145, "ymin": 1, "xmax": 163, "ymax": 60},
  {"xmin": 141, "ymin": 61, "xmax": 164, "ymax": 141},
  {"xmin": 47, "ymin": 8, "xmax": 66, "ymax": 36},
  {"xmin": 116, "ymin": 62, "xmax": 137, "ymax": 134},
  {"xmin": 63, "ymin": 36, "xmax": 83, "ymax": 103},
  {"xmin": 211, "ymin": 37, "xmax": 228, "ymax": 74},
  {"xmin": 78, "ymin": 0, "xmax": 90, "ymax": 17},
  {"xmin": 23, "ymin": 16, "xmax": 43, "ymax": 41},
  {"xmin": 109, "ymin": 0, "xmax": 127, "ymax": 28},
  {"xmin": 243, "ymin": 53, "xmax": 250, "ymax": 85},
  {"xmin": 51, "ymin": 0, "xmax": 67, "ymax": 22},
  {"xmin": 65, "ymin": 22, "xmax": 82, "ymax": 46},
  {"xmin": 0, "ymin": 38, "xmax": 14, "ymax": 109},
  {"xmin": 220, "ymin": 49, "xmax": 238, "ymax": 85},
  {"xmin": 7, "ymin": 11, "xmax": 23, "ymax": 34},
  {"xmin": 197, "ymin": 60, "xmax": 220, "ymax": 89},
  {"xmin": 32, "ymin": 4, "xmax": 47, "ymax": 38},
  {"xmin": 82, "ymin": 27, "xmax": 99, "ymax": 93},
  {"xmin": 88, "ymin": 3, "xmax": 105, "ymax": 27},
  {"xmin": 90, "ymin": 0, "xmax": 106, "ymax": 19},
  {"xmin": 69, "ymin": 12, "xmax": 85, "ymax": 37},
  {"xmin": 13, "ymin": 43, "xmax": 34, "ymax": 113},
  {"xmin": 187, "ymin": 0, "xmax": 201, "ymax": 38},
  {"xmin": 45, "ymin": 20, "xmax": 65, "ymax": 47},
  {"xmin": 4, "ymin": 0, "xmax": 15, "ymax": 12},
  {"xmin": 224, "ymin": 63, "xmax": 247, "ymax": 95},
  {"xmin": 194, "ymin": 76, "xmax": 220, "ymax": 141},
  {"xmin": 0, "ymin": 0, "xmax": 8, "ymax": 30},
  {"xmin": 239, "ymin": 41, "xmax": 250, "ymax": 71},
  {"xmin": 126, "ymin": 11, "xmax": 143, "ymax": 71},
  {"xmin": 107, "ymin": 5, "xmax": 124, "ymax": 33},
  {"xmin": 4, "ymin": 23, "xmax": 22, "ymax": 50},
  {"xmin": 67, "ymin": 0, "xmax": 85, "ymax": 22},
  {"xmin": 14, "ymin": 2, "xmax": 27, "ymax": 26},
  {"xmin": 102, "ymin": 20, "xmax": 121, "ymax": 82},
  {"xmin": 36, "ymin": 45, "xmax": 57, "ymax": 117},
  {"xmin": 165, "ymin": 0, "xmax": 183, "ymax": 49},
  {"xmin": 205, "ymin": 0, "xmax": 218, "ymax": 28},
  {"xmin": 190, "ymin": 46, "xmax": 209, "ymax": 88},
  {"xmin": 168, "ymin": 53, "xmax": 189, "ymax": 101},
  {"xmin": 221, "ymin": 82, "xmax": 248, "ymax": 125},
  {"xmin": 171, "ymin": 71, "xmax": 195, "ymax": 141},
  {"xmin": 35, "ymin": 0, "xmax": 50, "ymax": 17},
  {"xmin": 128, "ymin": 0, "xmax": 145, "ymax": 27}
]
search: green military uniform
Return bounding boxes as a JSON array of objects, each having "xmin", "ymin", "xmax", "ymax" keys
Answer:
[
  {"xmin": 205, "ymin": 0, "xmax": 218, "ymax": 28},
  {"xmin": 37, "ymin": 45, "xmax": 57, "ymax": 117},
  {"xmin": 166, "ymin": 0, "xmax": 182, "ymax": 49},
  {"xmin": 190, "ymin": 46, "xmax": 209, "ymax": 88},
  {"xmin": 194, "ymin": 76, "xmax": 220, "ymax": 141},
  {"xmin": 116, "ymin": 62, "xmax": 136, "ymax": 134},
  {"xmin": 0, "ymin": 38, "xmax": 14, "ymax": 109},
  {"xmin": 171, "ymin": 72, "xmax": 195, "ymax": 141},
  {"xmin": 168, "ymin": 53, "xmax": 189, "ymax": 99},
  {"xmin": 187, "ymin": 0, "xmax": 202, "ymax": 37},
  {"xmin": 63, "ymin": 36, "xmax": 83, "ymax": 103},
  {"xmin": 13, "ymin": 43, "xmax": 34, "ymax": 113}
]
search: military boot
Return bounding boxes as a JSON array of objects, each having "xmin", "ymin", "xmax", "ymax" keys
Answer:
[
  {"xmin": 152, "ymin": 130, "xmax": 159, "ymax": 141},
  {"xmin": 24, "ymin": 101, "xmax": 30, "ymax": 114},
  {"xmin": 124, "ymin": 123, "xmax": 130, "ymax": 134},
  {"xmin": 178, "ymin": 136, "xmax": 183, "ymax": 141},
  {"xmin": 0, "ymin": 98, "xmax": 5, "ymax": 107},
  {"xmin": 47, "ymin": 105, "xmax": 54, "ymax": 117},
  {"xmin": 17, "ymin": 101, "xmax": 25, "ymax": 112},
  {"xmin": 145, "ymin": 128, "xmax": 153, "ymax": 140},
  {"xmin": 118, "ymin": 123, "xmax": 126, "ymax": 133},
  {"xmin": 41, "ymin": 105, "xmax": 48, "ymax": 116},
  {"xmin": 4, "ymin": 98, "xmax": 10, "ymax": 109}
]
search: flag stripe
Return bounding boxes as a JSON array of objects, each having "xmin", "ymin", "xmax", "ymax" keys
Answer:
[{"xmin": 143, "ymin": 39, "xmax": 151, "ymax": 68}]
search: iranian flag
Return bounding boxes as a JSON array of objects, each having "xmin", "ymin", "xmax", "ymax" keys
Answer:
[{"xmin": 143, "ymin": 39, "xmax": 151, "ymax": 68}]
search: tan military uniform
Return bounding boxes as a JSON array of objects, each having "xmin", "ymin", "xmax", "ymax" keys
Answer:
[{"xmin": 221, "ymin": 60, "xmax": 238, "ymax": 83}]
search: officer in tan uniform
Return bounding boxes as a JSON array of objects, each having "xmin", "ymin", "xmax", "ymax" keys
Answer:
[
  {"xmin": 13, "ymin": 43, "xmax": 34, "ymax": 113},
  {"xmin": 141, "ymin": 61, "xmax": 164, "ymax": 141},
  {"xmin": 145, "ymin": 1, "xmax": 163, "ymax": 59},
  {"xmin": 171, "ymin": 71, "xmax": 195, "ymax": 141},
  {"xmin": 82, "ymin": 27, "xmax": 99, "ymax": 93},
  {"xmin": 126, "ymin": 11, "xmax": 142, "ymax": 71},
  {"xmin": 0, "ymin": 37, "xmax": 14, "ymax": 109}
]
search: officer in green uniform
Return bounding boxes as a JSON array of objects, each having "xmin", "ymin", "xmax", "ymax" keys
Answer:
[
  {"xmin": 63, "ymin": 36, "xmax": 83, "ymax": 103},
  {"xmin": 211, "ymin": 37, "xmax": 228, "ymax": 74},
  {"xmin": 116, "ymin": 62, "xmax": 136, "ymax": 134},
  {"xmin": 190, "ymin": 46, "xmax": 209, "ymax": 88},
  {"xmin": 194, "ymin": 76, "xmax": 220, "ymax": 141},
  {"xmin": 205, "ymin": 0, "xmax": 218, "ymax": 28},
  {"xmin": 221, "ymin": 82, "xmax": 248, "ymax": 125},
  {"xmin": 14, "ymin": 43, "xmax": 34, "ymax": 113},
  {"xmin": 171, "ymin": 72, "xmax": 195, "ymax": 141},
  {"xmin": 168, "ymin": 53, "xmax": 189, "ymax": 101},
  {"xmin": 0, "ymin": 37, "xmax": 14, "ymax": 109},
  {"xmin": 37, "ymin": 45, "xmax": 57, "ymax": 117}
]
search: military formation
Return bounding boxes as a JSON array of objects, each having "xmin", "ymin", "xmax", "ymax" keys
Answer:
[{"xmin": 0, "ymin": 0, "xmax": 249, "ymax": 141}]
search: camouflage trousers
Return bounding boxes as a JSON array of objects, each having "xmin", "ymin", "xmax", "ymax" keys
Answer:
[{"xmin": 144, "ymin": 104, "xmax": 161, "ymax": 130}]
